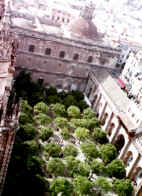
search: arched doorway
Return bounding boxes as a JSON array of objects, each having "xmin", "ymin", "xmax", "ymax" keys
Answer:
[
  {"xmin": 92, "ymin": 94, "xmax": 98, "ymax": 106},
  {"xmin": 114, "ymin": 134, "xmax": 125, "ymax": 152}
]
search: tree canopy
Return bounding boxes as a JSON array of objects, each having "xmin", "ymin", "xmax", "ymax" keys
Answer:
[
  {"xmin": 67, "ymin": 105, "xmax": 80, "ymax": 118},
  {"xmin": 100, "ymin": 144, "xmax": 117, "ymax": 163},
  {"xmin": 46, "ymin": 158, "xmax": 65, "ymax": 177},
  {"xmin": 65, "ymin": 156, "xmax": 90, "ymax": 177},
  {"xmin": 18, "ymin": 123, "xmax": 37, "ymax": 142},
  {"xmin": 44, "ymin": 142, "xmax": 62, "ymax": 157},
  {"xmin": 34, "ymin": 113, "xmax": 51, "ymax": 126},
  {"xmin": 63, "ymin": 144, "xmax": 78, "ymax": 157},
  {"xmin": 73, "ymin": 176, "xmax": 93, "ymax": 195},
  {"xmin": 106, "ymin": 159, "xmax": 126, "ymax": 179},
  {"xmin": 61, "ymin": 128, "xmax": 71, "ymax": 140},
  {"xmin": 93, "ymin": 128, "xmax": 108, "ymax": 144},
  {"xmin": 81, "ymin": 142, "xmax": 99, "ymax": 159},
  {"xmin": 39, "ymin": 127, "xmax": 53, "ymax": 142},
  {"xmin": 54, "ymin": 117, "xmax": 68, "ymax": 128},
  {"xmin": 91, "ymin": 160, "xmax": 105, "ymax": 175},
  {"xmin": 49, "ymin": 177, "xmax": 73, "ymax": 196},
  {"xmin": 113, "ymin": 179, "xmax": 133, "ymax": 196},
  {"xmin": 83, "ymin": 107, "xmax": 96, "ymax": 119},
  {"xmin": 50, "ymin": 103, "xmax": 66, "ymax": 117},
  {"xmin": 95, "ymin": 176, "xmax": 112, "ymax": 194},
  {"xmin": 34, "ymin": 102, "xmax": 49, "ymax": 115},
  {"xmin": 74, "ymin": 127, "xmax": 90, "ymax": 141}
]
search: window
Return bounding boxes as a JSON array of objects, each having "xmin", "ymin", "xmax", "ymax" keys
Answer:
[
  {"xmin": 92, "ymin": 95, "xmax": 98, "ymax": 105},
  {"xmin": 59, "ymin": 51, "xmax": 65, "ymax": 58},
  {"xmin": 29, "ymin": 45, "xmax": 35, "ymax": 52},
  {"xmin": 116, "ymin": 63, "xmax": 120, "ymax": 67},
  {"xmin": 45, "ymin": 48, "xmax": 51, "ymax": 55},
  {"xmin": 73, "ymin": 53, "xmax": 79, "ymax": 61},
  {"xmin": 101, "ymin": 113, "xmax": 108, "ymax": 125},
  {"xmin": 87, "ymin": 56, "xmax": 93, "ymax": 63},
  {"xmin": 0, "ymin": 107, "xmax": 3, "ymax": 122},
  {"xmin": 132, "ymin": 113, "xmax": 135, "ymax": 118},
  {"xmin": 38, "ymin": 78, "xmax": 44, "ymax": 85},
  {"xmin": 123, "ymin": 151, "xmax": 133, "ymax": 166},
  {"xmin": 107, "ymin": 123, "xmax": 115, "ymax": 136}
]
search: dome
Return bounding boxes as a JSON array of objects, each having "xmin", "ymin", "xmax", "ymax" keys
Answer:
[{"xmin": 69, "ymin": 16, "xmax": 101, "ymax": 40}]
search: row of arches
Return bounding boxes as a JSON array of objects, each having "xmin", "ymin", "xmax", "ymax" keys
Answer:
[
  {"xmin": 85, "ymin": 78, "xmax": 142, "ymax": 189},
  {"xmin": 123, "ymin": 151, "xmax": 142, "ymax": 185},
  {"xmin": 28, "ymin": 45, "xmax": 94, "ymax": 63},
  {"xmin": 87, "ymin": 89, "xmax": 126, "ymax": 152}
]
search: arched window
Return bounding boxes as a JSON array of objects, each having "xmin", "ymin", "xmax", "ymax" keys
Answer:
[
  {"xmin": 101, "ymin": 113, "xmax": 108, "ymax": 125},
  {"xmin": 59, "ymin": 51, "xmax": 65, "ymax": 58},
  {"xmin": 87, "ymin": 56, "xmax": 93, "ymax": 63},
  {"xmin": 87, "ymin": 87, "xmax": 92, "ymax": 98},
  {"xmin": 29, "ymin": 45, "xmax": 35, "ymax": 52},
  {"xmin": 123, "ymin": 151, "xmax": 133, "ymax": 166},
  {"xmin": 114, "ymin": 134, "xmax": 125, "ymax": 152},
  {"xmin": 45, "ymin": 48, "xmax": 51, "ymax": 55},
  {"xmin": 107, "ymin": 123, "xmax": 115, "ymax": 136},
  {"xmin": 132, "ymin": 167, "xmax": 142, "ymax": 185},
  {"xmin": 99, "ymin": 58, "xmax": 106, "ymax": 65},
  {"xmin": 92, "ymin": 94, "xmax": 98, "ymax": 105},
  {"xmin": 73, "ymin": 53, "xmax": 79, "ymax": 61}
]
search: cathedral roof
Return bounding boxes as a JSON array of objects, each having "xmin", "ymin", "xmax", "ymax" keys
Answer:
[{"xmin": 69, "ymin": 16, "xmax": 101, "ymax": 40}]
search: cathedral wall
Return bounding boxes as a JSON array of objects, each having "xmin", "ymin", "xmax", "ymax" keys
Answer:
[{"xmin": 15, "ymin": 29, "xmax": 121, "ymax": 87}]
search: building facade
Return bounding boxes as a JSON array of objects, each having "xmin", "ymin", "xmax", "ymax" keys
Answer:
[
  {"xmin": 85, "ymin": 69, "xmax": 142, "ymax": 195},
  {"xmin": 0, "ymin": 0, "xmax": 19, "ymax": 194}
]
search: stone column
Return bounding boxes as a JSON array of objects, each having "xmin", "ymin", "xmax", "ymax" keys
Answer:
[
  {"xmin": 92, "ymin": 95, "xmax": 97, "ymax": 108},
  {"xmin": 85, "ymin": 79, "xmax": 91, "ymax": 96},
  {"xmin": 94, "ymin": 93, "xmax": 102, "ymax": 112},
  {"xmin": 110, "ymin": 121, "xmax": 121, "ymax": 144},
  {"xmin": 105, "ymin": 112, "xmax": 114, "ymax": 132}
]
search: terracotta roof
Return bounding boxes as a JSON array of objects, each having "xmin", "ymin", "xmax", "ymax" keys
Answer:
[{"xmin": 69, "ymin": 16, "xmax": 101, "ymax": 40}]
